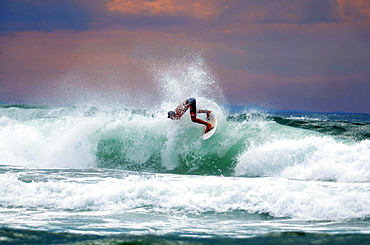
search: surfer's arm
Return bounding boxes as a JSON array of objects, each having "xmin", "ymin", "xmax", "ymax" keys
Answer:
[{"xmin": 172, "ymin": 100, "xmax": 189, "ymax": 119}]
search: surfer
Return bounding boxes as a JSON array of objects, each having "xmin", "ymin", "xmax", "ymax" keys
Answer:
[{"xmin": 167, "ymin": 98, "xmax": 213, "ymax": 133}]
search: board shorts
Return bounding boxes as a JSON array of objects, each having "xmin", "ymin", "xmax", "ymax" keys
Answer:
[{"xmin": 186, "ymin": 98, "xmax": 196, "ymax": 118}]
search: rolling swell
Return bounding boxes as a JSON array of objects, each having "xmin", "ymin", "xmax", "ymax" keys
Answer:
[
  {"xmin": 1, "ymin": 104, "xmax": 369, "ymax": 181},
  {"xmin": 228, "ymin": 112, "xmax": 370, "ymax": 141},
  {"xmin": 270, "ymin": 115, "xmax": 370, "ymax": 141}
]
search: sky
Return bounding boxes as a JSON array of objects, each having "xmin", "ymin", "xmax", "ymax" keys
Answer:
[{"xmin": 0, "ymin": 0, "xmax": 369, "ymax": 113}]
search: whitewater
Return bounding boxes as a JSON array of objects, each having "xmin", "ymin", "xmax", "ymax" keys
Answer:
[{"xmin": 0, "ymin": 57, "xmax": 369, "ymax": 244}]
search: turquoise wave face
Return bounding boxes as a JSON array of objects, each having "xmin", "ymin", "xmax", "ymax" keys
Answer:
[
  {"xmin": 0, "ymin": 104, "xmax": 369, "ymax": 182},
  {"xmin": 93, "ymin": 108, "xmax": 243, "ymax": 175},
  {"xmin": 95, "ymin": 122, "xmax": 245, "ymax": 176}
]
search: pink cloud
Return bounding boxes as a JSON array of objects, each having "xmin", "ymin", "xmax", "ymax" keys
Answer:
[
  {"xmin": 105, "ymin": 0, "xmax": 230, "ymax": 20},
  {"xmin": 334, "ymin": 0, "xmax": 370, "ymax": 24}
]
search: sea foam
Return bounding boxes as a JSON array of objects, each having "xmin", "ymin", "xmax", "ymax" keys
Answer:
[
  {"xmin": 235, "ymin": 131, "xmax": 370, "ymax": 183},
  {"xmin": 0, "ymin": 170, "xmax": 369, "ymax": 221}
]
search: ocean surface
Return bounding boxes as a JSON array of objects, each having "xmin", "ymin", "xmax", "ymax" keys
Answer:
[{"xmin": 0, "ymin": 103, "xmax": 369, "ymax": 244}]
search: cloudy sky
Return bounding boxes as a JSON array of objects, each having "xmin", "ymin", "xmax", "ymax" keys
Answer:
[{"xmin": 0, "ymin": 0, "xmax": 369, "ymax": 113}]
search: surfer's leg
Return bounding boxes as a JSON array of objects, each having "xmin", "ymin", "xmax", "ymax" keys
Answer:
[
  {"xmin": 188, "ymin": 98, "xmax": 197, "ymax": 117},
  {"xmin": 205, "ymin": 126, "xmax": 214, "ymax": 133},
  {"xmin": 191, "ymin": 116, "xmax": 213, "ymax": 132},
  {"xmin": 188, "ymin": 98, "xmax": 212, "ymax": 131}
]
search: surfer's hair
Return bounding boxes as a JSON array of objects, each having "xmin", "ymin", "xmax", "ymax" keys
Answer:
[{"xmin": 167, "ymin": 111, "xmax": 175, "ymax": 118}]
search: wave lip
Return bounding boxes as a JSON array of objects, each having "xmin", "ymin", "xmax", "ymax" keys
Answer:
[{"xmin": 235, "ymin": 136, "xmax": 370, "ymax": 183}]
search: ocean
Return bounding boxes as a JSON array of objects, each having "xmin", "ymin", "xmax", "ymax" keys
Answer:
[{"xmin": 0, "ymin": 103, "xmax": 369, "ymax": 244}]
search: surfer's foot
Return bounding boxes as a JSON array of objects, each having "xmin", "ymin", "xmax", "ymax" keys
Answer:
[
  {"xmin": 205, "ymin": 126, "xmax": 214, "ymax": 133},
  {"xmin": 206, "ymin": 110, "xmax": 212, "ymax": 120}
]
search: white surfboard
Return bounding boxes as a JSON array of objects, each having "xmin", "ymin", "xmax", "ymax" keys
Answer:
[{"xmin": 202, "ymin": 113, "xmax": 217, "ymax": 140}]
